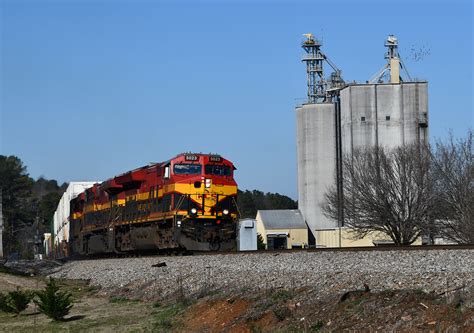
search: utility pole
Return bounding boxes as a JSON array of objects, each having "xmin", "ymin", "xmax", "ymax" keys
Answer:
[
  {"xmin": 0, "ymin": 188, "xmax": 4, "ymax": 258},
  {"xmin": 33, "ymin": 214, "xmax": 42, "ymax": 260}
]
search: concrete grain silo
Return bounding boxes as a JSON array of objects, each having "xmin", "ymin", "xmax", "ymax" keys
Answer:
[
  {"xmin": 295, "ymin": 35, "xmax": 429, "ymax": 245},
  {"xmin": 340, "ymin": 83, "xmax": 428, "ymax": 155},
  {"xmin": 296, "ymin": 103, "xmax": 337, "ymax": 231}
]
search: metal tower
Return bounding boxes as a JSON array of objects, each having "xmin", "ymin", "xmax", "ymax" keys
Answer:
[
  {"xmin": 370, "ymin": 35, "xmax": 412, "ymax": 83},
  {"xmin": 301, "ymin": 33, "xmax": 345, "ymax": 103},
  {"xmin": 301, "ymin": 33, "xmax": 326, "ymax": 103}
]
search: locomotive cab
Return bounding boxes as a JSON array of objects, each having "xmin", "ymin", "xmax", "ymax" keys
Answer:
[{"xmin": 169, "ymin": 154, "xmax": 239, "ymax": 251}]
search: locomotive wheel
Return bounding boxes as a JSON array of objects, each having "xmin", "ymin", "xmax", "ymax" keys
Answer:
[{"xmin": 209, "ymin": 240, "xmax": 221, "ymax": 251}]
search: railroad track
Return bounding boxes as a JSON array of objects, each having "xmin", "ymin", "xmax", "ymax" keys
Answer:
[{"xmin": 67, "ymin": 244, "xmax": 474, "ymax": 261}]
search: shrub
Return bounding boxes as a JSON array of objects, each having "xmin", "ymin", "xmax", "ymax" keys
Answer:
[
  {"xmin": 5, "ymin": 288, "xmax": 32, "ymax": 314},
  {"xmin": 35, "ymin": 278, "xmax": 73, "ymax": 321},
  {"xmin": 0, "ymin": 289, "xmax": 32, "ymax": 314},
  {"xmin": 271, "ymin": 289, "xmax": 294, "ymax": 302},
  {"xmin": 311, "ymin": 320, "xmax": 324, "ymax": 331},
  {"xmin": 273, "ymin": 306, "xmax": 291, "ymax": 321},
  {"xmin": 0, "ymin": 292, "xmax": 14, "ymax": 313},
  {"xmin": 257, "ymin": 233, "xmax": 266, "ymax": 250}
]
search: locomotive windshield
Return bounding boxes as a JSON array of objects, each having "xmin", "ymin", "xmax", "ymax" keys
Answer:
[
  {"xmin": 205, "ymin": 164, "xmax": 232, "ymax": 176},
  {"xmin": 173, "ymin": 164, "xmax": 202, "ymax": 175}
]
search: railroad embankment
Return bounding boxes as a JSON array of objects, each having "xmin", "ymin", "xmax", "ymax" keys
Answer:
[
  {"xmin": 1, "ymin": 249, "xmax": 473, "ymax": 331},
  {"xmin": 50, "ymin": 249, "xmax": 473, "ymax": 303}
]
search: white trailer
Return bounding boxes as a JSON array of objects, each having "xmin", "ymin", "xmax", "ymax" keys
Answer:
[{"xmin": 53, "ymin": 181, "xmax": 98, "ymax": 257}]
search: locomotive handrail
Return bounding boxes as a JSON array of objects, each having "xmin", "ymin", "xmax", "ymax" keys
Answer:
[
  {"xmin": 174, "ymin": 194, "xmax": 187, "ymax": 213},
  {"xmin": 232, "ymin": 197, "xmax": 242, "ymax": 218}
]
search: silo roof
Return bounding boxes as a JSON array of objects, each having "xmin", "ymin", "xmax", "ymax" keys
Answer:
[{"xmin": 258, "ymin": 210, "xmax": 306, "ymax": 230}]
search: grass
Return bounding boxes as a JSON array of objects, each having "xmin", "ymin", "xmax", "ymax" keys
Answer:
[
  {"xmin": 0, "ymin": 275, "xmax": 189, "ymax": 332},
  {"xmin": 52, "ymin": 279, "xmax": 97, "ymax": 300},
  {"xmin": 271, "ymin": 289, "xmax": 295, "ymax": 302},
  {"xmin": 152, "ymin": 302, "xmax": 189, "ymax": 331},
  {"xmin": 0, "ymin": 295, "xmax": 190, "ymax": 332},
  {"xmin": 0, "ymin": 269, "xmax": 199, "ymax": 332},
  {"xmin": 311, "ymin": 320, "xmax": 324, "ymax": 331},
  {"xmin": 109, "ymin": 295, "xmax": 131, "ymax": 303}
]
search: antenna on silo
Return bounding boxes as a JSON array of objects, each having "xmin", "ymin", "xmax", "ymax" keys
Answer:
[{"xmin": 370, "ymin": 35, "xmax": 412, "ymax": 83}]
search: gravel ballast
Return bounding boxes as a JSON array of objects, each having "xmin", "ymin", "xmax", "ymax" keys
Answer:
[{"xmin": 49, "ymin": 249, "xmax": 474, "ymax": 301}]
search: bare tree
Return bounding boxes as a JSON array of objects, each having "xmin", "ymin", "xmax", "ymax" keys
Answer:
[
  {"xmin": 323, "ymin": 144, "xmax": 435, "ymax": 245},
  {"xmin": 431, "ymin": 130, "xmax": 473, "ymax": 244}
]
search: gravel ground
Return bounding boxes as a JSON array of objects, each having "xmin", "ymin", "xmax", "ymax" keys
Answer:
[{"xmin": 49, "ymin": 249, "xmax": 474, "ymax": 302}]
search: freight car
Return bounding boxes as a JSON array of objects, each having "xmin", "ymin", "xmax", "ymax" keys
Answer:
[{"xmin": 68, "ymin": 153, "xmax": 239, "ymax": 254}]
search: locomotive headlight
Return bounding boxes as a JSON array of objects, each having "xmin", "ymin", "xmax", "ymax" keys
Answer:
[
  {"xmin": 205, "ymin": 178, "xmax": 211, "ymax": 188},
  {"xmin": 177, "ymin": 221, "xmax": 182, "ymax": 227},
  {"xmin": 190, "ymin": 208, "xmax": 197, "ymax": 215},
  {"xmin": 223, "ymin": 209, "xmax": 229, "ymax": 215}
]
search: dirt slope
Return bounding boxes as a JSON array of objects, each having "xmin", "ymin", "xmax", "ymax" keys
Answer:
[{"xmin": 179, "ymin": 289, "xmax": 474, "ymax": 332}]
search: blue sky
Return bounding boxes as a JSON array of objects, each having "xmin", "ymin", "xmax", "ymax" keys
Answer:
[{"xmin": 1, "ymin": 0, "xmax": 472, "ymax": 199}]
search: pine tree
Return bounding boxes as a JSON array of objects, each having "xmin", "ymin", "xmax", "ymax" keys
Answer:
[
  {"xmin": 0, "ymin": 288, "xmax": 32, "ymax": 314},
  {"xmin": 35, "ymin": 278, "xmax": 73, "ymax": 321},
  {"xmin": 0, "ymin": 292, "xmax": 13, "ymax": 312},
  {"xmin": 8, "ymin": 289, "xmax": 31, "ymax": 314}
]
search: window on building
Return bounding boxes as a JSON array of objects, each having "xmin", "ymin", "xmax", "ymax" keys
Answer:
[
  {"xmin": 361, "ymin": 116, "xmax": 366, "ymax": 122},
  {"xmin": 386, "ymin": 116, "xmax": 391, "ymax": 121}
]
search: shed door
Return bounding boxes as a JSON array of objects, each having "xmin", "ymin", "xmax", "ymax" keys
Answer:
[{"xmin": 267, "ymin": 235, "xmax": 287, "ymax": 250}]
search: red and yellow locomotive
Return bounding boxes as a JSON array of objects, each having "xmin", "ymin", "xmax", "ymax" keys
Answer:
[{"xmin": 69, "ymin": 153, "xmax": 239, "ymax": 254}]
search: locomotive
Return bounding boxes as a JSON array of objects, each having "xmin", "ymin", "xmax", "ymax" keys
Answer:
[{"xmin": 68, "ymin": 153, "xmax": 239, "ymax": 254}]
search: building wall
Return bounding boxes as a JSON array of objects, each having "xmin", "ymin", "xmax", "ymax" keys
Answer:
[
  {"xmin": 296, "ymin": 103, "xmax": 337, "ymax": 232},
  {"xmin": 316, "ymin": 228, "xmax": 422, "ymax": 247},
  {"xmin": 255, "ymin": 213, "xmax": 266, "ymax": 242},
  {"xmin": 316, "ymin": 228, "xmax": 390, "ymax": 247},
  {"xmin": 340, "ymin": 82, "xmax": 428, "ymax": 154}
]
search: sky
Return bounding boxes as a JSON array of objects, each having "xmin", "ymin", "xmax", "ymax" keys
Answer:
[{"xmin": 0, "ymin": 0, "xmax": 472, "ymax": 199}]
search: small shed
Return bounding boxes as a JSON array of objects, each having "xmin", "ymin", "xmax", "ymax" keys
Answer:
[
  {"xmin": 237, "ymin": 218, "xmax": 257, "ymax": 251},
  {"xmin": 256, "ymin": 210, "xmax": 308, "ymax": 249}
]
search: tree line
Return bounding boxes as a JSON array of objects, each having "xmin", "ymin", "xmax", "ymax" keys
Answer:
[
  {"xmin": 237, "ymin": 190, "xmax": 297, "ymax": 219},
  {"xmin": 324, "ymin": 130, "xmax": 473, "ymax": 245},
  {"xmin": 0, "ymin": 156, "xmax": 67, "ymax": 258}
]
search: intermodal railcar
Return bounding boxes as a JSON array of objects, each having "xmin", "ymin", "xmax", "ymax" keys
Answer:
[{"xmin": 68, "ymin": 153, "xmax": 239, "ymax": 254}]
